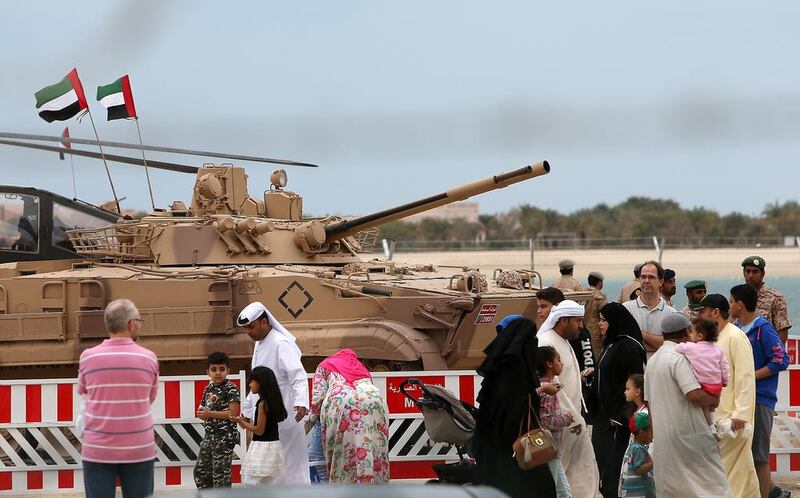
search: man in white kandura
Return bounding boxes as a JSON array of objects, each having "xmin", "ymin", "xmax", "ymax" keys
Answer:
[
  {"xmin": 238, "ymin": 302, "xmax": 310, "ymax": 484},
  {"xmin": 538, "ymin": 300, "xmax": 600, "ymax": 498}
]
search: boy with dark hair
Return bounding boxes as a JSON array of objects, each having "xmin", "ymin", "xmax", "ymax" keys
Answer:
[
  {"xmin": 194, "ymin": 352, "xmax": 241, "ymax": 489},
  {"xmin": 730, "ymin": 284, "xmax": 790, "ymax": 498}
]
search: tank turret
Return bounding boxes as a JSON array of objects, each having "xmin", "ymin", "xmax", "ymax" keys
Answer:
[
  {"xmin": 191, "ymin": 164, "xmax": 303, "ymax": 219},
  {"xmin": 66, "ymin": 162, "xmax": 551, "ymax": 266}
]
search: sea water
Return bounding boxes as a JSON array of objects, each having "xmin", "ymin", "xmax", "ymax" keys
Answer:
[{"xmin": 603, "ymin": 276, "xmax": 800, "ymax": 336}]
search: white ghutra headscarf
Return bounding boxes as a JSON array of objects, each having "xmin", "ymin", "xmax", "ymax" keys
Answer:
[
  {"xmin": 540, "ymin": 299, "xmax": 585, "ymax": 333},
  {"xmin": 237, "ymin": 301, "xmax": 296, "ymax": 342}
]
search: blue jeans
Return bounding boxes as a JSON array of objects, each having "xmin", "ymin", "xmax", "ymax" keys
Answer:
[
  {"xmin": 83, "ymin": 460, "xmax": 154, "ymax": 498},
  {"xmin": 547, "ymin": 458, "xmax": 572, "ymax": 498}
]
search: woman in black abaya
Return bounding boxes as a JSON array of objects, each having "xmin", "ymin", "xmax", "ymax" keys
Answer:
[
  {"xmin": 591, "ymin": 302, "xmax": 646, "ymax": 498},
  {"xmin": 473, "ymin": 316, "xmax": 556, "ymax": 498}
]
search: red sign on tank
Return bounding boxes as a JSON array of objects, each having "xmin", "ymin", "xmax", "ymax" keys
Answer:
[{"xmin": 474, "ymin": 304, "xmax": 499, "ymax": 324}]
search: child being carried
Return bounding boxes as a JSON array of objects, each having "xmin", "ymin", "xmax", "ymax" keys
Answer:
[{"xmin": 677, "ymin": 318, "xmax": 730, "ymax": 437}]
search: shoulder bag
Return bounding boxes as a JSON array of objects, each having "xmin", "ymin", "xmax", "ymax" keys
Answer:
[{"xmin": 512, "ymin": 395, "xmax": 558, "ymax": 470}]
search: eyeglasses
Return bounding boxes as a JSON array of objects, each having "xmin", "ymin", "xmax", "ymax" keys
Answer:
[{"xmin": 130, "ymin": 318, "xmax": 144, "ymax": 323}]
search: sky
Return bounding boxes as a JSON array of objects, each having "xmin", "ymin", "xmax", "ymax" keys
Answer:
[{"xmin": 2, "ymin": 1, "xmax": 800, "ymax": 218}]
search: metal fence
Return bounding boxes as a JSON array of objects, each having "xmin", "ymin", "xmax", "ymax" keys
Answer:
[{"xmin": 387, "ymin": 235, "xmax": 799, "ymax": 253}]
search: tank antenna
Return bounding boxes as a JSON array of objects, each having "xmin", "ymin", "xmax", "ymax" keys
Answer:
[
  {"xmin": 134, "ymin": 118, "xmax": 156, "ymax": 211},
  {"xmin": 86, "ymin": 109, "xmax": 121, "ymax": 213}
]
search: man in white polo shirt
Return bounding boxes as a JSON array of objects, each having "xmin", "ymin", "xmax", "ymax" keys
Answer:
[{"xmin": 623, "ymin": 260, "xmax": 676, "ymax": 356}]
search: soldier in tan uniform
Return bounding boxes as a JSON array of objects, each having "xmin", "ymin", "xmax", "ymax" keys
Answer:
[
  {"xmin": 617, "ymin": 263, "xmax": 643, "ymax": 303},
  {"xmin": 679, "ymin": 280, "xmax": 706, "ymax": 321},
  {"xmin": 742, "ymin": 256, "xmax": 792, "ymax": 344},
  {"xmin": 553, "ymin": 259, "xmax": 582, "ymax": 291},
  {"xmin": 584, "ymin": 271, "xmax": 607, "ymax": 357}
]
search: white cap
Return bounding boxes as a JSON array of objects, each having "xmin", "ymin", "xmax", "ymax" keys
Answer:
[{"xmin": 237, "ymin": 302, "xmax": 268, "ymax": 327}]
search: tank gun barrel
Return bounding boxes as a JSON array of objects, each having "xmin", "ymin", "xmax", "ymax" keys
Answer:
[{"xmin": 325, "ymin": 161, "xmax": 550, "ymax": 241}]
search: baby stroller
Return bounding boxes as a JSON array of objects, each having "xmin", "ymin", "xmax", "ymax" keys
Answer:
[{"xmin": 399, "ymin": 378, "xmax": 479, "ymax": 484}]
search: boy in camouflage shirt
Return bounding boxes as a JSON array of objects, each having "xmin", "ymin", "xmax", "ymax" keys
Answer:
[{"xmin": 194, "ymin": 352, "xmax": 241, "ymax": 488}]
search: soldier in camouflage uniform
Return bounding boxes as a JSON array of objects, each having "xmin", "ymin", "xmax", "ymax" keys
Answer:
[
  {"xmin": 680, "ymin": 280, "xmax": 707, "ymax": 321},
  {"xmin": 194, "ymin": 352, "xmax": 241, "ymax": 489},
  {"xmin": 742, "ymin": 256, "xmax": 793, "ymax": 344},
  {"xmin": 584, "ymin": 271, "xmax": 607, "ymax": 357}
]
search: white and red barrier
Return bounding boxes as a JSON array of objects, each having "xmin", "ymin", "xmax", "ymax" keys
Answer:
[
  {"xmin": 771, "ymin": 337, "xmax": 800, "ymax": 474},
  {"xmin": 0, "ymin": 373, "xmax": 248, "ymax": 495},
  {"xmin": 1, "ymin": 342, "xmax": 800, "ymax": 495},
  {"xmin": 0, "ymin": 370, "xmax": 480, "ymax": 495}
]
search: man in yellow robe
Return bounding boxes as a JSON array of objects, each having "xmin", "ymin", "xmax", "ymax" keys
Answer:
[{"xmin": 694, "ymin": 294, "xmax": 759, "ymax": 498}]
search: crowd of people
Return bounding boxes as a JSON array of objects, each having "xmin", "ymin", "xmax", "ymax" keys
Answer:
[
  {"xmin": 474, "ymin": 256, "xmax": 791, "ymax": 498},
  {"xmin": 76, "ymin": 299, "xmax": 390, "ymax": 498},
  {"xmin": 74, "ymin": 254, "xmax": 793, "ymax": 498}
]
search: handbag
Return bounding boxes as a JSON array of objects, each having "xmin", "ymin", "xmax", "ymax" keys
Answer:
[{"xmin": 512, "ymin": 395, "xmax": 558, "ymax": 470}]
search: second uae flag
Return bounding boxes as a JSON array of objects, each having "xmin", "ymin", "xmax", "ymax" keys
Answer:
[{"xmin": 97, "ymin": 75, "xmax": 138, "ymax": 120}]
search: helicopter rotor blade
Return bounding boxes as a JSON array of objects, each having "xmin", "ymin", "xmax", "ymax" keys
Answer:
[
  {"xmin": 0, "ymin": 138, "xmax": 198, "ymax": 174},
  {"xmin": 0, "ymin": 131, "xmax": 319, "ymax": 168}
]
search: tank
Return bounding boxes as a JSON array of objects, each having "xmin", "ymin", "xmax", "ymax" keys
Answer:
[{"xmin": 0, "ymin": 157, "xmax": 592, "ymax": 378}]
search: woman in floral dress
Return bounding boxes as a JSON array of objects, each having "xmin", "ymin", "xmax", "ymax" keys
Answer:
[{"xmin": 309, "ymin": 349, "xmax": 390, "ymax": 483}]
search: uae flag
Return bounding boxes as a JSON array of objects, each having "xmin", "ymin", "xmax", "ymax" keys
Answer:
[
  {"xmin": 59, "ymin": 127, "xmax": 71, "ymax": 160},
  {"xmin": 96, "ymin": 75, "xmax": 138, "ymax": 121},
  {"xmin": 34, "ymin": 69, "xmax": 88, "ymax": 122}
]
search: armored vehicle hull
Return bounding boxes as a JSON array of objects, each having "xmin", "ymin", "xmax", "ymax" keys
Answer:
[{"xmin": 0, "ymin": 258, "xmax": 590, "ymax": 378}]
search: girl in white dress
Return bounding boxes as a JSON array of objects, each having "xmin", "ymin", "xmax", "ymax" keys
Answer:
[{"xmin": 232, "ymin": 366, "xmax": 287, "ymax": 486}]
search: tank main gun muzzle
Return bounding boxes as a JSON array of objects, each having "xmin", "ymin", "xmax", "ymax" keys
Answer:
[{"xmin": 321, "ymin": 161, "xmax": 550, "ymax": 243}]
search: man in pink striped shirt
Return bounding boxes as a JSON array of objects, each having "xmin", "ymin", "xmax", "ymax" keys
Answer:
[{"xmin": 78, "ymin": 299, "xmax": 159, "ymax": 498}]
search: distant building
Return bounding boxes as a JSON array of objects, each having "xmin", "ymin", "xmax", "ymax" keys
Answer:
[{"xmin": 406, "ymin": 202, "xmax": 479, "ymax": 224}]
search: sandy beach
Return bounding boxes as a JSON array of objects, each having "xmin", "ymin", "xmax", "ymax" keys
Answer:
[{"xmin": 393, "ymin": 247, "xmax": 800, "ymax": 282}]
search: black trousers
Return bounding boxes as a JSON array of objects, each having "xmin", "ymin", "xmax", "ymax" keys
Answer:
[{"xmin": 591, "ymin": 420, "xmax": 631, "ymax": 498}]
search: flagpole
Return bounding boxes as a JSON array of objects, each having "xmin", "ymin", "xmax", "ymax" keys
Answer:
[
  {"xmin": 134, "ymin": 118, "xmax": 156, "ymax": 211},
  {"xmin": 63, "ymin": 128, "xmax": 77, "ymax": 199},
  {"xmin": 69, "ymin": 152, "xmax": 77, "ymax": 199},
  {"xmin": 86, "ymin": 109, "xmax": 121, "ymax": 214}
]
